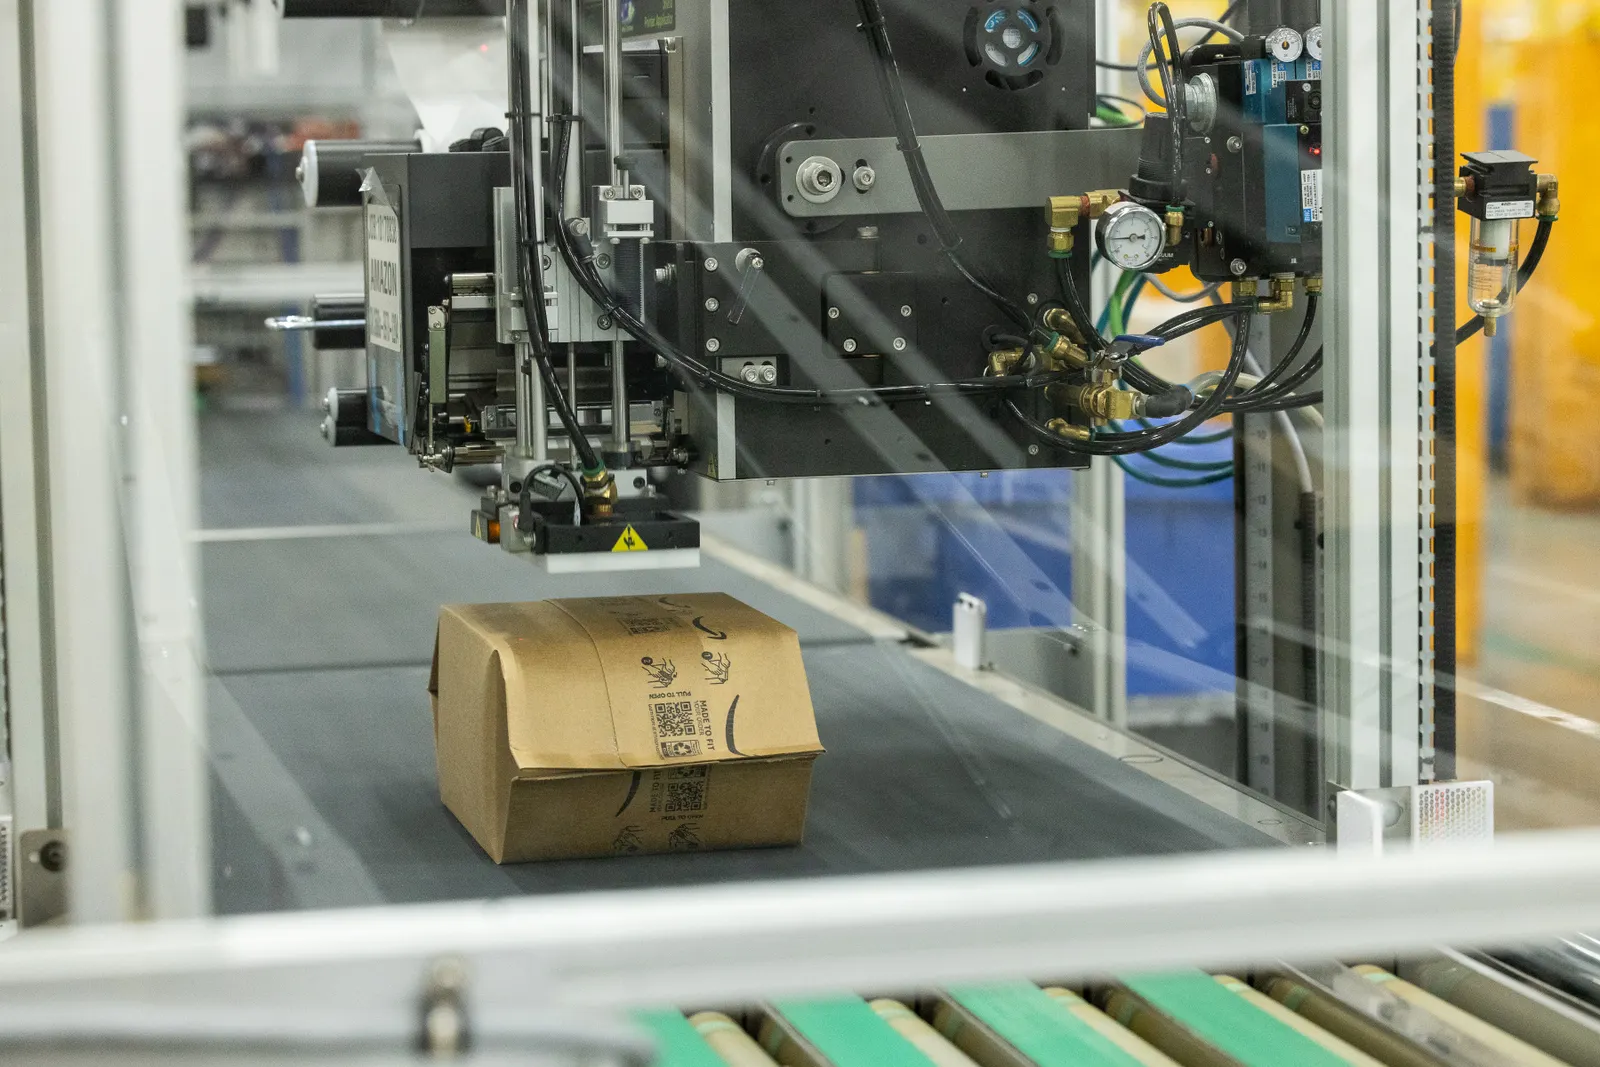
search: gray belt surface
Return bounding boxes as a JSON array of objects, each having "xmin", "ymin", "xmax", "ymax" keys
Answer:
[{"xmin": 203, "ymin": 414, "xmax": 1273, "ymax": 914}]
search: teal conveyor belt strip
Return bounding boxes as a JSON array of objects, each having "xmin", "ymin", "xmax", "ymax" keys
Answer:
[
  {"xmin": 634, "ymin": 1009, "xmax": 727, "ymax": 1067},
  {"xmin": 946, "ymin": 981, "xmax": 1154, "ymax": 1066},
  {"xmin": 771, "ymin": 996, "xmax": 935, "ymax": 1067},
  {"xmin": 1120, "ymin": 971, "xmax": 1353, "ymax": 1067}
]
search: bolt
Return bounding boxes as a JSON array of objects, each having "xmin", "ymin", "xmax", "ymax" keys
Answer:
[
  {"xmin": 1028, "ymin": 444, "xmax": 1041, "ymax": 456},
  {"xmin": 758, "ymin": 363, "xmax": 778, "ymax": 384},
  {"xmin": 827, "ymin": 306, "xmax": 841, "ymax": 320},
  {"xmin": 1299, "ymin": 124, "xmax": 1310, "ymax": 135},
  {"xmin": 595, "ymin": 253, "xmax": 613, "ymax": 270},
  {"xmin": 852, "ymin": 165, "xmax": 876, "ymax": 192},
  {"xmin": 631, "ymin": 187, "xmax": 646, "ymax": 200},
  {"xmin": 842, "ymin": 338, "xmax": 858, "ymax": 354},
  {"xmin": 704, "ymin": 297, "xmax": 721, "ymax": 313},
  {"xmin": 900, "ymin": 305, "xmax": 913, "ymax": 318},
  {"xmin": 38, "ymin": 839, "xmax": 66, "ymax": 873},
  {"xmin": 601, "ymin": 187, "xmax": 616, "ymax": 200},
  {"xmin": 706, "ymin": 337, "xmax": 721, "ymax": 353},
  {"xmin": 704, "ymin": 257, "xmax": 719, "ymax": 272},
  {"xmin": 567, "ymin": 217, "xmax": 590, "ymax": 237},
  {"xmin": 1230, "ymin": 258, "xmax": 1249, "ymax": 276},
  {"xmin": 892, "ymin": 337, "xmax": 907, "ymax": 351},
  {"xmin": 1026, "ymin": 293, "xmax": 1039, "ymax": 306},
  {"xmin": 1227, "ymin": 135, "xmax": 1243, "ymax": 153},
  {"xmin": 597, "ymin": 315, "xmax": 614, "ymax": 330},
  {"xmin": 741, "ymin": 363, "xmax": 760, "ymax": 383}
]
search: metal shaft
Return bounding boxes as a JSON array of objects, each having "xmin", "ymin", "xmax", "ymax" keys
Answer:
[
  {"xmin": 515, "ymin": 339, "xmax": 548, "ymax": 464},
  {"xmin": 609, "ymin": 338, "xmax": 629, "ymax": 454},
  {"xmin": 602, "ymin": 0, "xmax": 627, "ymax": 189}
]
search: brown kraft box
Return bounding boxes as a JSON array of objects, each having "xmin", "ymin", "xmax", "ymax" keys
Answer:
[{"xmin": 429, "ymin": 592, "xmax": 824, "ymax": 863}]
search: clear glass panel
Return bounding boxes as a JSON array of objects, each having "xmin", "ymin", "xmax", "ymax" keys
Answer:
[{"xmin": 9, "ymin": 0, "xmax": 1600, "ymax": 1059}]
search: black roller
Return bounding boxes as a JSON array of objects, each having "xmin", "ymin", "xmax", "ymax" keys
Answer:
[
  {"xmin": 297, "ymin": 138, "xmax": 418, "ymax": 207},
  {"xmin": 312, "ymin": 295, "xmax": 366, "ymax": 350},
  {"xmin": 278, "ymin": 0, "xmax": 504, "ymax": 15}
]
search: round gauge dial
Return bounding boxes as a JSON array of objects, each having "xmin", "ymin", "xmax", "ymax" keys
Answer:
[
  {"xmin": 1304, "ymin": 25, "xmax": 1323, "ymax": 62},
  {"xmin": 1096, "ymin": 202, "xmax": 1166, "ymax": 272},
  {"xmin": 1266, "ymin": 26, "xmax": 1304, "ymax": 63}
]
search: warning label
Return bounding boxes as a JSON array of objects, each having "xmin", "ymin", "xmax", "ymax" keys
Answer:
[
  {"xmin": 1301, "ymin": 169, "xmax": 1324, "ymax": 223},
  {"xmin": 612, "ymin": 524, "xmax": 649, "ymax": 552}
]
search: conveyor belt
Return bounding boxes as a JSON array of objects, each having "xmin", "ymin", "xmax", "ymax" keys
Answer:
[{"xmin": 201, "ymin": 414, "xmax": 1278, "ymax": 914}]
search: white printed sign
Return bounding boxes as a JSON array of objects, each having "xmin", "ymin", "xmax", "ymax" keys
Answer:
[
  {"xmin": 1301, "ymin": 168, "xmax": 1324, "ymax": 223},
  {"xmin": 365, "ymin": 202, "xmax": 403, "ymax": 353}
]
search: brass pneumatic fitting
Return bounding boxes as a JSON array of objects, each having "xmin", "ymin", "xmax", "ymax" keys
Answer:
[
  {"xmin": 1048, "ymin": 382, "xmax": 1140, "ymax": 421},
  {"xmin": 1538, "ymin": 173, "xmax": 1561, "ymax": 219},
  {"xmin": 1042, "ymin": 333, "xmax": 1089, "ymax": 371},
  {"xmin": 1045, "ymin": 418, "xmax": 1091, "ymax": 442},
  {"xmin": 1253, "ymin": 275, "xmax": 1296, "ymax": 313},
  {"xmin": 1041, "ymin": 307, "xmax": 1085, "ymax": 345},
  {"xmin": 988, "ymin": 347, "xmax": 1026, "ymax": 377},
  {"xmin": 1046, "ymin": 190, "xmax": 1123, "ymax": 256},
  {"xmin": 1165, "ymin": 206, "xmax": 1185, "ymax": 247},
  {"xmin": 581, "ymin": 468, "xmax": 618, "ymax": 521}
]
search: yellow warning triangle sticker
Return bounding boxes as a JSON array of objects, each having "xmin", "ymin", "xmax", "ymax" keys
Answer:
[{"xmin": 611, "ymin": 524, "xmax": 649, "ymax": 552}]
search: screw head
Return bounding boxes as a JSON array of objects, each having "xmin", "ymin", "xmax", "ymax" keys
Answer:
[
  {"xmin": 842, "ymin": 338, "xmax": 858, "ymax": 354},
  {"xmin": 597, "ymin": 315, "xmax": 614, "ymax": 330},
  {"xmin": 740, "ymin": 363, "xmax": 760, "ymax": 383},
  {"xmin": 567, "ymin": 217, "xmax": 590, "ymax": 237},
  {"xmin": 827, "ymin": 306, "xmax": 841, "ymax": 320},
  {"xmin": 601, "ymin": 187, "xmax": 616, "ymax": 200},
  {"xmin": 1230, "ymin": 258, "xmax": 1249, "ymax": 276},
  {"xmin": 899, "ymin": 305, "xmax": 913, "ymax": 318},
  {"xmin": 1026, "ymin": 293, "xmax": 1040, "ymax": 306},
  {"xmin": 595, "ymin": 253, "xmax": 613, "ymax": 270},
  {"xmin": 704, "ymin": 257, "xmax": 719, "ymax": 272},
  {"xmin": 892, "ymin": 337, "xmax": 907, "ymax": 351},
  {"xmin": 1028, "ymin": 444, "xmax": 1041, "ymax": 457},
  {"xmin": 758, "ymin": 363, "xmax": 778, "ymax": 384},
  {"xmin": 631, "ymin": 186, "xmax": 646, "ymax": 199},
  {"xmin": 706, "ymin": 337, "xmax": 721, "ymax": 353},
  {"xmin": 704, "ymin": 297, "xmax": 721, "ymax": 313},
  {"xmin": 852, "ymin": 165, "xmax": 876, "ymax": 192},
  {"xmin": 1299, "ymin": 124, "xmax": 1310, "ymax": 135},
  {"xmin": 1227, "ymin": 135, "xmax": 1243, "ymax": 153}
]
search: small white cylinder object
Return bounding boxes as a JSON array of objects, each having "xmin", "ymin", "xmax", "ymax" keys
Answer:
[{"xmin": 952, "ymin": 593, "xmax": 988, "ymax": 670}]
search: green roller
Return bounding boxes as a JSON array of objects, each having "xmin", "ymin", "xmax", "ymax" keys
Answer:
[
  {"xmin": 634, "ymin": 1009, "xmax": 733, "ymax": 1067},
  {"xmin": 760, "ymin": 996, "xmax": 937, "ymax": 1067},
  {"xmin": 933, "ymin": 982, "xmax": 1178, "ymax": 1067},
  {"xmin": 1107, "ymin": 970, "xmax": 1368, "ymax": 1067}
]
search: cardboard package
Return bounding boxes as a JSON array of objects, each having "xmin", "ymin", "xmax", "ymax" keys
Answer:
[{"xmin": 430, "ymin": 592, "xmax": 823, "ymax": 863}]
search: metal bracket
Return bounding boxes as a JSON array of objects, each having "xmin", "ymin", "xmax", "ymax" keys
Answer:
[
  {"xmin": 777, "ymin": 127, "xmax": 1142, "ymax": 218},
  {"xmin": 17, "ymin": 828, "xmax": 66, "ymax": 927}
]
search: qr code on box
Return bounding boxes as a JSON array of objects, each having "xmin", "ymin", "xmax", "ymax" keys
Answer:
[
  {"xmin": 652, "ymin": 700, "xmax": 696, "ymax": 738},
  {"xmin": 659, "ymin": 739, "xmax": 701, "ymax": 758},
  {"xmin": 665, "ymin": 768, "xmax": 708, "ymax": 813},
  {"xmin": 622, "ymin": 615, "xmax": 672, "ymax": 636}
]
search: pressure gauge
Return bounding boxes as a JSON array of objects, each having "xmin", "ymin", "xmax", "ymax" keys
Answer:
[
  {"xmin": 1266, "ymin": 26, "xmax": 1304, "ymax": 63},
  {"xmin": 1304, "ymin": 25, "xmax": 1323, "ymax": 62},
  {"xmin": 1096, "ymin": 201, "xmax": 1166, "ymax": 272}
]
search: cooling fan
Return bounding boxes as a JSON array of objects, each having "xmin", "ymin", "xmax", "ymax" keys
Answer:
[{"xmin": 964, "ymin": 2, "xmax": 1060, "ymax": 90}]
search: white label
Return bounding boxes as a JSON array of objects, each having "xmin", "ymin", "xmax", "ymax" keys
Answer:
[
  {"xmin": 1244, "ymin": 63, "xmax": 1259, "ymax": 95},
  {"xmin": 1271, "ymin": 61, "xmax": 1288, "ymax": 86},
  {"xmin": 1301, "ymin": 169, "xmax": 1324, "ymax": 223},
  {"xmin": 1485, "ymin": 199, "xmax": 1535, "ymax": 220},
  {"xmin": 364, "ymin": 202, "xmax": 403, "ymax": 353}
]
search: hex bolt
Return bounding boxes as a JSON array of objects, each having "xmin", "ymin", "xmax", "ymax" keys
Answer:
[
  {"xmin": 595, "ymin": 253, "xmax": 613, "ymax": 270},
  {"xmin": 1227, "ymin": 135, "xmax": 1243, "ymax": 153},
  {"xmin": 892, "ymin": 337, "xmax": 907, "ymax": 351},
  {"xmin": 758, "ymin": 363, "xmax": 778, "ymax": 384},
  {"xmin": 1230, "ymin": 258, "xmax": 1249, "ymax": 276},
  {"xmin": 827, "ymin": 306, "xmax": 842, "ymax": 320},
  {"xmin": 704, "ymin": 297, "xmax": 721, "ymax": 313},
  {"xmin": 842, "ymin": 338, "xmax": 858, "ymax": 354},
  {"xmin": 706, "ymin": 337, "xmax": 722, "ymax": 353},
  {"xmin": 852, "ymin": 165, "xmax": 876, "ymax": 192},
  {"xmin": 740, "ymin": 363, "xmax": 761, "ymax": 383},
  {"xmin": 899, "ymin": 305, "xmax": 913, "ymax": 318},
  {"xmin": 704, "ymin": 257, "xmax": 719, "ymax": 272}
]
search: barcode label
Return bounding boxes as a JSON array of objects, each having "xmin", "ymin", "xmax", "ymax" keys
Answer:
[{"xmin": 652, "ymin": 700, "xmax": 697, "ymax": 738}]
